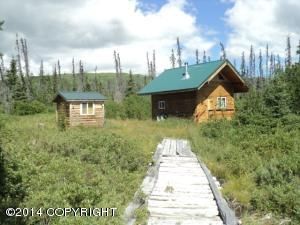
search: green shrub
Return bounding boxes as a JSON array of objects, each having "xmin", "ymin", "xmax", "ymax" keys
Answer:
[
  {"xmin": 123, "ymin": 95, "xmax": 151, "ymax": 120},
  {"xmin": 105, "ymin": 96, "xmax": 151, "ymax": 120},
  {"xmin": 105, "ymin": 100, "xmax": 126, "ymax": 119},
  {"xmin": 14, "ymin": 100, "xmax": 47, "ymax": 115}
]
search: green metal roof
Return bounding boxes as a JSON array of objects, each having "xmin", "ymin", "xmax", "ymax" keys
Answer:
[
  {"xmin": 55, "ymin": 91, "xmax": 107, "ymax": 101},
  {"xmin": 138, "ymin": 60, "xmax": 226, "ymax": 95}
]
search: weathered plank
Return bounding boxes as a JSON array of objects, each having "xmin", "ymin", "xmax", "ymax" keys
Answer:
[{"xmin": 147, "ymin": 138, "xmax": 224, "ymax": 225}]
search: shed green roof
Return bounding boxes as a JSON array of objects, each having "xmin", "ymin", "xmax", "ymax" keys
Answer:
[
  {"xmin": 54, "ymin": 91, "xmax": 107, "ymax": 102},
  {"xmin": 138, "ymin": 60, "xmax": 228, "ymax": 95}
]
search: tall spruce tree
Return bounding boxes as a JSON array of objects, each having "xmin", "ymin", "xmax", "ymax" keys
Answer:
[
  {"xmin": 0, "ymin": 20, "xmax": 4, "ymax": 30},
  {"xmin": 276, "ymin": 54, "xmax": 282, "ymax": 71},
  {"xmin": 296, "ymin": 40, "xmax": 300, "ymax": 63},
  {"xmin": 126, "ymin": 69, "xmax": 136, "ymax": 96},
  {"xmin": 52, "ymin": 64, "xmax": 58, "ymax": 94},
  {"xmin": 240, "ymin": 52, "xmax": 246, "ymax": 77},
  {"xmin": 39, "ymin": 60, "xmax": 44, "ymax": 94},
  {"xmin": 6, "ymin": 59, "xmax": 18, "ymax": 92}
]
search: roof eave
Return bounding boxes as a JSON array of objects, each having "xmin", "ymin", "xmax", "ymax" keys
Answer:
[{"xmin": 138, "ymin": 88, "xmax": 197, "ymax": 96}]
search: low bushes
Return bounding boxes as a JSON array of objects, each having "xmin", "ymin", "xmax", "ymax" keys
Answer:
[
  {"xmin": 13, "ymin": 100, "xmax": 47, "ymax": 115},
  {"xmin": 106, "ymin": 95, "xmax": 150, "ymax": 120}
]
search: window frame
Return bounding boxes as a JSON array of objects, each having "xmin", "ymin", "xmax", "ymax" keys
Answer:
[
  {"xmin": 216, "ymin": 97, "xmax": 227, "ymax": 109},
  {"xmin": 158, "ymin": 100, "xmax": 166, "ymax": 110},
  {"xmin": 80, "ymin": 102, "xmax": 95, "ymax": 115}
]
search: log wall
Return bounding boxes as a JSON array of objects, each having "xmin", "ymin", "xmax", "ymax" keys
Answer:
[
  {"xmin": 194, "ymin": 75, "xmax": 235, "ymax": 123},
  {"xmin": 151, "ymin": 91, "xmax": 197, "ymax": 119},
  {"xmin": 151, "ymin": 73, "xmax": 236, "ymax": 123}
]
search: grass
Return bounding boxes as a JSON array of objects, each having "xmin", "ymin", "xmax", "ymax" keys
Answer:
[{"xmin": 1, "ymin": 113, "xmax": 299, "ymax": 225}]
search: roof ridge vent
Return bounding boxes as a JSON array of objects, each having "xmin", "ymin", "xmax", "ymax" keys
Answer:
[{"xmin": 182, "ymin": 62, "xmax": 190, "ymax": 80}]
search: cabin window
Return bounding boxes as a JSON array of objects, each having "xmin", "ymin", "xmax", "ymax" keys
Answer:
[
  {"xmin": 80, "ymin": 102, "xmax": 94, "ymax": 115},
  {"xmin": 217, "ymin": 97, "xmax": 227, "ymax": 109},
  {"xmin": 158, "ymin": 101, "xmax": 165, "ymax": 110}
]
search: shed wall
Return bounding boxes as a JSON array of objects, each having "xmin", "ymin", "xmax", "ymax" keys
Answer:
[{"xmin": 69, "ymin": 101, "xmax": 105, "ymax": 127}]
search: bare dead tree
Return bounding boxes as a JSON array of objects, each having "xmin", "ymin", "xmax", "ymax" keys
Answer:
[
  {"xmin": 259, "ymin": 49, "xmax": 263, "ymax": 78},
  {"xmin": 113, "ymin": 50, "xmax": 119, "ymax": 75},
  {"xmin": 176, "ymin": 37, "xmax": 182, "ymax": 67},
  {"xmin": 113, "ymin": 51, "xmax": 124, "ymax": 102},
  {"xmin": 203, "ymin": 50, "xmax": 207, "ymax": 63},
  {"xmin": 297, "ymin": 40, "xmax": 300, "ymax": 63},
  {"xmin": 220, "ymin": 42, "xmax": 226, "ymax": 60},
  {"xmin": 15, "ymin": 34, "xmax": 26, "ymax": 89},
  {"xmin": 57, "ymin": 60, "xmax": 62, "ymax": 89},
  {"xmin": 146, "ymin": 52, "xmax": 151, "ymax": 76},
  {"xmin": 53, "ymin": 64, "xmax": 58, "ymax": 94},
  {"xmin": 270, "ymin": 53, "xmax": 274, "ymax": 76},
  {"xmin": 170, "ymin": 49, "xmax": 176, "ymax": 68},
  {"xmin": 152, "ymin": 50, "xmax": 156, "ymax": 79},
  {"xmin": 79, "ymin": 60, "xmax": 84, "ymax": 91},
  {"xmin": 72, "ymin": 58, "xmax": 76, "ymax": 91},
  {"xmin": 94, "ymin": 66, "xmax": 99, "ymax": 91},
  {"xmin": 0, "ymin": 54, "xmax": 4, "ymax": 82},
  {"xmin": 195, "ymin": 49, "xmax": 199, "ymax": 64},
  {"xmin": 39, "ymin": 60, "xmax": 44, "ymax": 90},
  {"xmin": 286, "ymin": 35, "xmax": 292, "ymax": 67},
  {"xmin": 20, "ymin": 37, "xmax": 33, "ymax": 98},
  {"xmin": 266, "ymin": 44, "xmax": 269, "ymax": 77}
]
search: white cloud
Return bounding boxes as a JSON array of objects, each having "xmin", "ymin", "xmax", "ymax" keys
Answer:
[
  {"xmin": 224, "ymin": 0, "xmax": 300, "ymax": 61},
  {"xmin": 0, "ymin": 0, "xmax": 216, "ymax": 75}
]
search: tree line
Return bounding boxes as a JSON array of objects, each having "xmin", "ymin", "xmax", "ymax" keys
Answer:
[
  {"xmin": 0, "ymin": 24, "xmax": 151, "ymax": 113},
  {"xmin": 170, "ymin": 36, "xmax": 300, "ymax": 90}
]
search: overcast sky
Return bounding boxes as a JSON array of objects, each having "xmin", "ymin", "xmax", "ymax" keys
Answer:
[{"xmin": 0, "ymin": 0, "xmax": 299, "ymax": 75}]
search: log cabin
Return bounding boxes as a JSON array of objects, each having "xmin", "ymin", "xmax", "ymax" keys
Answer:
[
  {"xmin": 138, "ymin": 60, "xmax": 248, "ymax": 123},
  {"xmin": 53, "ymin": 91, "xmax": 107, "ymax": 127}
]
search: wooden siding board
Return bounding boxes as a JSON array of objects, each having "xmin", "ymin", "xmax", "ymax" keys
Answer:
[{"xmin": 56, "ymin": 100, "xmax": 105, "ymax": 127}]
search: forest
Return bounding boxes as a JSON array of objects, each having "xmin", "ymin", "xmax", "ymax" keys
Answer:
[{"xmin": 0, "ymin": 20, "xmax": 300, "ymax": 225}]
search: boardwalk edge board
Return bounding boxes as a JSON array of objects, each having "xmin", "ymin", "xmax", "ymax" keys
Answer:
[
  {"xmin": 197, "ymin": 158, "xmax": 239, "ymax": 225},
  {"xmin": 123, "ymin": 140, "xmax": 164, "ymax": 225}
]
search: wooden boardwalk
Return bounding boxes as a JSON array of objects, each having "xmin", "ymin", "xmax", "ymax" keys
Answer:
[{"xmin": 147, "ymin": 138, "xmax": 224, "ymax": 225}]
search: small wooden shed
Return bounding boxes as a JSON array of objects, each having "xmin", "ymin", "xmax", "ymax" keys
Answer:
[
  {"xmin": 138, "ymin": 60, "xmax": 248, "ymax": 123},
  {"xmin": 53, "ymin": 91, "xmax": 107, "ymax": 127}
]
